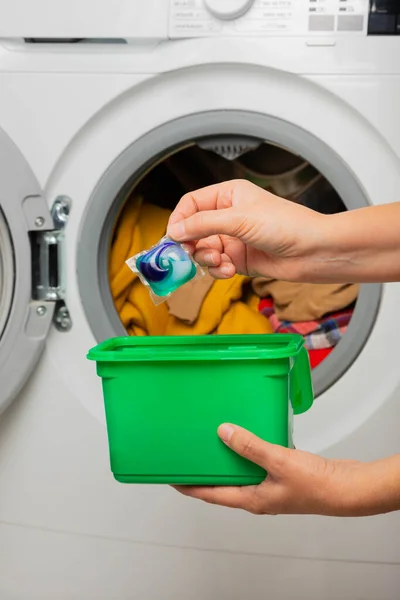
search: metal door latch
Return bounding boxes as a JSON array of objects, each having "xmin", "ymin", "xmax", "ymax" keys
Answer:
[{"xmin": 24, "ymin": 195, "xmax": 73, "ymax": 332}]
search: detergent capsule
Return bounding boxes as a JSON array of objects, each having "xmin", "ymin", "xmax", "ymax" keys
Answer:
[{"xmin": 126, "ymin": 236, "xmax": 204, "ymax": 305}]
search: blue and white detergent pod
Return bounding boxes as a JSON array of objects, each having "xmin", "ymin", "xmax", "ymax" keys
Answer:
[{"xmin": 126, "ymin": 236, "xmax": 205, "ymax": 305}]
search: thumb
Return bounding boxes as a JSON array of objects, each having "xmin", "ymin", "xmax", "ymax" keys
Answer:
[
  {"xmin": 218, "ymin": 423, "xmax": 289, "ymax": 473},
  {"xmin": 167, "ymin": 208, "xmax": 242, "ymax": 242}
]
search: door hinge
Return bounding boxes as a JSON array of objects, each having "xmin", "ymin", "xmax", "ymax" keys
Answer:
[{"xmin": 24, "ymin": 195, "xmax": 73, "ymax": 332}]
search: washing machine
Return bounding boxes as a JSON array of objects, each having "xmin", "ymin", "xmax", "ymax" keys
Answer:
[{"xmin": 0, "ymin": 0, "xmax": 400, "ymax": 598}]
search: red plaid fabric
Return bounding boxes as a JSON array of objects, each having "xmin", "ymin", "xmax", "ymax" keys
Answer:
[{"xmin": 259, "ymin": 298, "xmax": 353, "ymax": 350}]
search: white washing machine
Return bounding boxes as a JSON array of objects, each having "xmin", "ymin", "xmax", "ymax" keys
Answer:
[{"xmin": 0, "ymin": 1, "xmax": 400, "ymax": 598}]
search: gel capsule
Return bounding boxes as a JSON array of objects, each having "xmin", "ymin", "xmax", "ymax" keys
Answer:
[{"xmin": 135, "ymin": 238, "xmax": 197, "ymax": 297}]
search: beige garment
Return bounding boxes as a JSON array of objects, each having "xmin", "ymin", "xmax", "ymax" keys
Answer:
[
  {"xmin": 252, "ymin": 278, "xmax": 359, "ymax": 322},
  {"xmin": 166, "ymin": 272, "xmax": 214, "ymax": 324}
]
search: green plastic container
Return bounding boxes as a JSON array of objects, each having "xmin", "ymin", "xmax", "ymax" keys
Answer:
[{"xmin": 87, "ymin": 334, "xmax": 313, "ymax": 485}]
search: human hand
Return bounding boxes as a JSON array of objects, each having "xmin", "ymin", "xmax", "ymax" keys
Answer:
[
  {"xmin": 167, "ymin": 179, "xmax": 328, "ymax": 283},
  {"xmin": 174, "ymin": 424, "xmax": 373, "ymax": 517}
]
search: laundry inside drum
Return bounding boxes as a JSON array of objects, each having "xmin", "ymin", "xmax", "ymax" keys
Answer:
[{"xmin": 108, "ymin": 140, "xmax": 358, "ymax": 372}]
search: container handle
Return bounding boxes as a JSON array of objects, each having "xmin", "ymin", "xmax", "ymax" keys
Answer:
[{"xmin": 291, "ymin": 346, "xmax": 314, "ymax": 415}]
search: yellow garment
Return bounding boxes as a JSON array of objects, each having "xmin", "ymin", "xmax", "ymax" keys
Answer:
[{"xmin": 109, "ymin": 196, "xmax": 272, "ymax": 336}]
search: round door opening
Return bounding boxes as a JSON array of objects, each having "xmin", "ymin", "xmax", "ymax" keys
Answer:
[{"xmin": 77, "ymin": 111, "xmax": 381, "ymax": 397}]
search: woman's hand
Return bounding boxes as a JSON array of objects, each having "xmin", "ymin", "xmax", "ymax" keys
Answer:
[
  {"xmin": 174, "ymin": 424, "xmax": 400, "ymax": 517},
  {"xmin": 167, "ymin": 179, "xmax": 326, "ymax": 283},
  {"xmin": 167, "ymin": 179, "xmax": 400, "ymax": 284}
]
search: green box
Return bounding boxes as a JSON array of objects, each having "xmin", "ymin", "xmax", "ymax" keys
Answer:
[{"xmin": 87, "ymin": 334, "xmax": 313, "ymax": 485}]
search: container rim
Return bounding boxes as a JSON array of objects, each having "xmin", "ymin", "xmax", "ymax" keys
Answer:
[{"xmin": 86, "ymin": 333, "xmax": 304, "ymax": 362}]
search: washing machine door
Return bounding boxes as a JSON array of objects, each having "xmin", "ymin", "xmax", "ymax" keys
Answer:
[{"xmin": 0, "ymin": 127, "xmax": 65, "ymax": 415}]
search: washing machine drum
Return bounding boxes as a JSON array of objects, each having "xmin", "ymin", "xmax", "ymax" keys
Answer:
[{"xmin": 77, "ymin": 112, "xmax": 382, "ymax": 401}]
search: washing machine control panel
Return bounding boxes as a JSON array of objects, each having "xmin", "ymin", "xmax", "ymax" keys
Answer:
[
  {"xmin": 368, "ymin": 1, "xmax": 400, "ymax": 35},
  {"xmin": 169, "ymin": 0, "xmax": 376, "ymax": 37},
  {"xmin": 204, "ymin": 0, "xmax": 255, "ymax": 20}
]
